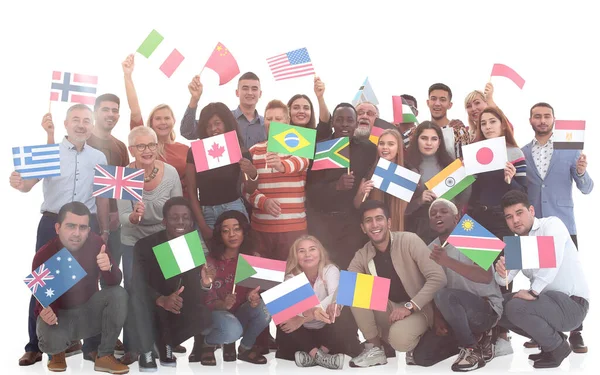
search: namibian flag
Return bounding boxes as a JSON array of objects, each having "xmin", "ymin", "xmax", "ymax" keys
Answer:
[
  {"xmin": 234, "ymin": 254, "xmax": 286, "ymax": 290},
  {"xmin": 447, "ymin": 215, "xmax": 506, "ymax": 270},
  {"xmin": 267, "ymin": 122, "xmax": 316, "ymax": 159},
  {"xmin": 336, "ymin": 271, "xmax": 390, "ymax": 311},
  {"xmin": 425, "ymin": 159, "xmax": 475, "ymax": 200},
  {"xmin": 504, "ymin": 236, "xmax": 556, "ymax": 270},
  {"xmin": 312, "ymin": 137, "xmax": 349, "ymax": 170},
  {"xmin": 261, "ymin": 272, "xmax": 320, "ymax": 324},
  {"xmin": 553, "ymin": 120, "xmax": 585, "ymax": 150}
]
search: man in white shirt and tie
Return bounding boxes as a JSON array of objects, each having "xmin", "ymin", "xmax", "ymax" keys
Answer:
[{"xmin": 494, "ymin": 190, "xmax": 589, "ymax": 369}]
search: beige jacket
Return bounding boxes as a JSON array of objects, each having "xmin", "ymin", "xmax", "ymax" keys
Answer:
[{"xmin": 348, "ymin": 231, "xmax": 447, "ymax": 325}]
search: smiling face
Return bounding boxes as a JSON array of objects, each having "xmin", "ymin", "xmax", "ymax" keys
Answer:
[
  {"xmin": 529, "ymin": 106, "xmax": 555, "ymax": 137},
  {"xmin": 466, "ymin": 95, "xmax": 487, "ymax": 125},
  {"xmin": 220, "ymin": 218, "xmax": 244, "ymax": 251},
  {"xmin": 94, "ymin": 100, "xmax": 120, "ymax": 132},
  {"xmin": 427, "ymin": 89, "xmax": 453, "ymax": 121},
  {"xmin": 378, "ymin": 133, "xmax": 399, "ymax": 161},
  {"xmin": 236, "ymin": 79, "xmax": 262, "ymax": 107},
  {"xmin": 206, "ymin": 114, "xmax": 226, "ymax": 137},
  {"xmin": 332, "ymin": 107, "xmax": 357, "ymax": 138},
  {"xmin": 164, "ymin": 205, "xmax": 194, "ymax": 240},
  {"xmin": 296, "ymin": 239, "xmax": 321, "ymax": 272},
  {"xmin": 417, "ymin": 128, "xmax": 440, "ymax": 156},
  {"xmin": 290, "ymin": 98, "xmax": 311, "ymax": 127},
  {"xmin": 55, "ymin": 212, "xmax": 91, "ymax": 252},
  {"xmin": 129, "ymin": 134, "xmax": 158, "ymax": 167},
  {"xmin": 150, "ymin": 107, "xmax": 175, "ymax": 141},
  {"xmin": 429, "ymin": 201, "xmax": 459, "ymax": 235},
  {"xmin": 355, "ymin": 103, "xmax": 377, "ymax": 138},
  {"xmin": 480, "ymin": 112, "xmax": 503, "ymax": 139},
  {"xmin": 65, "ymin": 108, "xmax": 93, "ymax": 144},
  {"xmin": 360, "ymin": 208, "xmax": 391, "ymax": 246}
]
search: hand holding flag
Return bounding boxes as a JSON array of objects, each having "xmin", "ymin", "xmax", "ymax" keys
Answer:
[
  {"xmin": 122, "ymin": 54, "xmax": 134, "ymax": 76},
  {"xmin": 201, "ymin": 263, "xmax": 216, "ymax": 286},
  {"xmin": 326, "ymin": 303, "xmax": 341, "ymax": 323},
  {"xmin": 504, "ymin": 161, "xmax": 517, "ymax": 185},
  {"xmin": 133, "ymin": 201, "xmax": 145, "ymax": 224},
  {"xmin": 96, "ymin": 245, "xmax": 111, "ymax": 271},
  {"xmin": 577, "ymin": 154, "xmax": 587, "ymax": 175},
  {"xmin": 40, "ymin": 306, "xmax": 58, "ymax": 326},
  {"xmin": 188, "ymin": 75, "xmax": 203, "ymax": 102}
]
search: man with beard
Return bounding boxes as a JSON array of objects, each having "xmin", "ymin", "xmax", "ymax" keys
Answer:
[
  {"xmin": 495, "ymin": 190, "xmax": 589, "ymax": 369},
  {"xmin": 126, "ymin": 197, "xmax": 214, "ymax": 371},
  {"xmin": 426, "ymin": 83, "xmax": 469, "ymax": 158},
  {"xmin": 520, "ymin": 102, "xmax": 593, "ymax": 353},
  {"xmin": 354, "ymin": 102, "xmax": 379, "ymax": 140},
  {"xmin": 345, "ymin": 200, "xmax": 446, "ymax": 368}
]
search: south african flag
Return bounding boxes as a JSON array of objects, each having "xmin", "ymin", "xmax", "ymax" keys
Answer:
[{"xmin": 311, "ymin": 137, "xmax": 350, "ymax": 170}]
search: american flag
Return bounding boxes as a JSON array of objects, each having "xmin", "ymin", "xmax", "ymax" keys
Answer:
[
  {"xmin": 50, "ymin": 71, "xmax": 98, "ymax": 105},
  {"xmin": 92, "ymin": 164, "xmax": 144, "ymax": 202},
  {"xmin": 24, "ymin": 248, "xmax": 87, "ymax": 308},
  {"xmin": 12, "ymin": 143, "xmax": 61, "ymax": 179},
  {"xmin": 266, "ymin": 47, "xmax": 315, "ymax": 81}
]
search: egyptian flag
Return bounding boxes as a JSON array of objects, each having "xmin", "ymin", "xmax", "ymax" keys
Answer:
[{"xmin": 553, "ymin": 120, "xmax": 585, "ymax": 150}]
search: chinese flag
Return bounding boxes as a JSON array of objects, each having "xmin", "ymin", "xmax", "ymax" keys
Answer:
[{"xmin": 204, "ymin": 42, "xmax": 240, "ymax": 85}]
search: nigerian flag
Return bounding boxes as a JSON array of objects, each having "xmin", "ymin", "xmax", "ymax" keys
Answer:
[{"xmin": 153, "ymin": 230, "xmax": 206, "ymax": 279}]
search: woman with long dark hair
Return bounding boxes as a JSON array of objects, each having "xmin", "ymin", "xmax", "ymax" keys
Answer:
[{"xmin": 288, "ymin": 94, "xmax": 316, "ymax": 129}]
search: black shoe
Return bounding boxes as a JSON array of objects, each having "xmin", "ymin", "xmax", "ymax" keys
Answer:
[
  {"xmin": 158, "ymin": 344, "xmax": 177, "ymax": 367},
  {"xmin": 528, "ymin": 351, "xmax": 545, "ymax": 361},
  {"xmin": 188, "ymin": 340, "xmax": 202, "ymax": 363},
  {"xmin": 569, "ymin": 332, "xmax": 588, "ymax": 353},
  {"xmin": 523, "ymin": 339, "xmax": 539, "ymax": 348},
  {"xmin": 139, "ymin": 351, "xmax": 157, "ymax": 373},
  {"xmin": 478, "ymin": 330, "xmax": 495, "ymax": 363},
  {"xmin": 533, "ymin": 340, "xmax": 571, "ymax": 369}
]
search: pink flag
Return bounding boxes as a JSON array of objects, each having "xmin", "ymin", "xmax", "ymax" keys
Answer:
[
  {"xmin": 191, "ymin": 131, "xmax": 242, "ymax": 172},
  {"xmin": 490, "ymin": 64, "xmax": 525, "ymax": 89},
  {"xmin": 392, "ymin": 96, "xmax": 404, "ymax": 124},
  {"xmin": 159, "ymin": 49, "xmax": 185, "ymax": 78}
]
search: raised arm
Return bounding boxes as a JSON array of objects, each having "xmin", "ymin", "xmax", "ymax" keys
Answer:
[
  {"xmin": 122, "ymin": 54, "xmax": 144, "ymax": 128},
  {"xmin": 314, "ymin": 76, "xmax": 330, "ymax": 124},
  {"xmin": 180, "ymin": 75, "xmax": 203, "ymax": 140}
]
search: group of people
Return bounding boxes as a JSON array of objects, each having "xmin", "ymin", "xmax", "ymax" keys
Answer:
[{"xmin": 11, "ymin": 53, "xmax": 593, "ymax": 373}]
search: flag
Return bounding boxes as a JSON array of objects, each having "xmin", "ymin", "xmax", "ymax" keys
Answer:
[
  {"xmin": 352, "ymin": 77, "xmax": 378, "ymax": 106},
  {"xmin": 553, "ymin": 120, "xmax": 585, "ymax": 150},
  {"xmin": 392, "ymin": 96, "xmax": 418, "ymax": 124},
  {"xmin": 490, "ymin": 64, "xmax": 525, "ymax": 89},
  {"xmin": 137, "ymin": 29, "xmax": 185, "ymax": 78},
  {"xmin": 23, "ymin": 248, "xmax": 87, "ymax": 308},
  {"xmin": 152, "ymin": 230, "xmax": 206, "ymax": 279},
  {"xmin": 235, "ymin": 254, "xmax": 286, "ymax": 290},
  {"xmin": 369, "ymin": 118, "xmax": 396, "ymax": 145},
  {"xmin": 312, "ymin": 137, "xmax": 350, "ymax": 170},
  {"xmin": 204, "ymin": 42, "xmax": 240, "ymax": 85},
  {"xmin": 462, "ymin": 136, "xmax": 508, "ymax": 175},
  {"xmin": 425, "ymin": 159, "xmax": 475, "ymax": 200},
  {"xmin": 371, "ymin": 158, "xmax": 420, "ymax": 202},
  {"xmin": 336, "ymin": 271, "xmax": 390, "ymax": 311},
  {"xmin": 50, "ymin": 71, "xmax": 97, "ymax": 105},
  {"xmin": 267, "ymin": 122, "xmax": 317, "ymax": 159},
  {"xmin": 12, "ymin": 144, "xmax": 60, "ymax": 179},
  {"xmin": 92, "ymin": 164, "xmax": 144, "ymax": 202},
  {"xmin": 261, "ymin": 272, "xmax": 320, "ymax": 325},
  {"xmin": 504, "ymin": 236, "xmax": 557, "ymax": 270},
  {"xmin": 447, "ymin": 215, "xmax": 506, "ymax": 270},
  {"xmin": 191, "ymin": 131, "xmax": 242, "ymax": 172},
  {"xmin": 266, "ymin": 47, "xmax": 315, "ymax": 81}
]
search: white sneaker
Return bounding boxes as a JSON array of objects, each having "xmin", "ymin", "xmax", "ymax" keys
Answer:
[
  {"xmin": 494, "ymin": 337, "xmax": 513, "ymax": 357},
  {"xmin": 295, "ymin": 351, "xmax": 317, "ymax": 367},
  {"xmin": 349, "ymin": 344, "xmax": 387, "ymax": 368},
  {"xmin": 315, "ymin": 349, "xmax": 344, "ymax": 370}
]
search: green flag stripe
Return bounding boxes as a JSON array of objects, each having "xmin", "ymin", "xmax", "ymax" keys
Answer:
[
  {"xmin": 441, "ymin": 175, "xmax": 476, "ymax": 200},
  {"xmin": 184, "ymin": 231, "xmax": 206, "ymax": 267},
  {"xmin": 458, "ymin": 248, "xmax": 501, "ymax": 271},
  {"xmin": 153, "ymin": 242, "xmax": 181, "ymax": 279},
  {"xmin": 137, "ymin": 30, "xmax": 164, "ymax": 58},
  {"xmin": 235, "ymin": 254, "xmax": 257, "ymax": 284},
  {"xmin": 403, "ymin": 113, "xmax": 418, "ymax": 123}
]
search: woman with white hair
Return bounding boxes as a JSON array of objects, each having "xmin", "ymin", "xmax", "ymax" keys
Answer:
[{"xmin": 117, "ymin": 126, "xmax": 182, "ymax": 363}]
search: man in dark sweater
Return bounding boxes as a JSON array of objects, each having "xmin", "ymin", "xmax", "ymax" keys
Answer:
[{"xmin": 34, "ymin": 202, "xmax": 128, "ymax": 374}]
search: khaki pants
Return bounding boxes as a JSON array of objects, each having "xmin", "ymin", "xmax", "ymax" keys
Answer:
[{"xmin": 351, "ymin": 300, "xmax": 429, "ymax": 352}]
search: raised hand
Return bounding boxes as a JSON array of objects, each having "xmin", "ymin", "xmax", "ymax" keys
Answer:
[
  {"xmin": 188, "ymin": 75, "xmax": 203, "ymax": 102},
  {"xmin": 41, "ymin": 113, "xmax": 54, "ymax": 135},
  {"xmin": 314, "ymin": 76, "xmax": 325, "ymax": 98},
  {"xmin": 239, "ymin": 158, "xmax": 257, "ymax": 179},
  {"xmin": 265, "ymin": 152, "xmax": 284, "ymax": 172},
  {"xmin": 122, "ymin": 54, "xmax": 135, "ymax": 76},
  {"xmin": 421, "ymin": 190, "xmax": 437, "ymax": 204}
]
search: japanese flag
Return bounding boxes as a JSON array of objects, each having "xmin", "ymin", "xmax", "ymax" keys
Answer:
[
  {"xmin": 462, "ymin": 136, "xmax": 508, "ymax": 175},
  {"xmin": 191, "ymin": 131, "xmax": 242, "ymax": 172}
]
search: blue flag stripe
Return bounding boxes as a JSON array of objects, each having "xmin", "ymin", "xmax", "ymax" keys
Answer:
[
  {"xmin": 374, "ymin": 165, "xmax": 418, "ymax": 192},
  {"xmin": 265, "ymin": 283, "xmax": 315, "ymax": 316},
  {"xmin": 453, "ymin": 214, "xmax": 498, "ymax": 238},
  {"xmin": 336, "ymin": 271, "xmax": 357, "ymax": 306},
  {"xmin": 503, "ymin": 236, "xmax": 523, "ymax": 270},
  {"xmin": 15, "ymin": 165, "xmax": 61, "ymax": 173}
]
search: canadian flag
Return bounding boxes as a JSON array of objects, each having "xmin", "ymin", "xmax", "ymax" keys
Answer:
[
  {"xmin": 191, "ymin": 131, "xmax": 242, "ymax": 172},
  {"xmin": 462, "ymin": 136, "xmax": 508, "ymax": 175}
]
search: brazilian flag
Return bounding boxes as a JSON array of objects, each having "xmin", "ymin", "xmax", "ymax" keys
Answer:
[
  {"xmin": 311, "ymin": 137, "xmax": 350, "ymax": 170},
  {"xmin": 267, "ymin": 122, "xmax": 317, "ymax": 159}
]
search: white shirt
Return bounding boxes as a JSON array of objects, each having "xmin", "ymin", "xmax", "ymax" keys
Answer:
[
  {"xmin": 531, "ymin": 136, "xmax": 554, "ymax": 179},
  {"xmin": 495, "ymin": 217, "xmax": 589, "ymax": 301}
]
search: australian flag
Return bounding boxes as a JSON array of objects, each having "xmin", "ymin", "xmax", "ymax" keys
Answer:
[
  {"xmin": 24, "ymin": 248, "xmax": 87, "ymax": 308},
  {"xmin": 92, "ymin": 164, "xmax": 145, "ymax": 202}
]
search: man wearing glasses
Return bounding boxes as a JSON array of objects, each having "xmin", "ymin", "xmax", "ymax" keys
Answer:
[{"xmin": 354, "ymin": 102, "xmax": 379, "ymax": 140}]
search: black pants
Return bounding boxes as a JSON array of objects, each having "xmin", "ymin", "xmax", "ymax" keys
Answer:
[{"xmin": 412, "ymin": 329, "xmax": 460, "ymax": 367}]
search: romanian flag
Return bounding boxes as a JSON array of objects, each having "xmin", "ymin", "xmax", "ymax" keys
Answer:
[
  {"xmin": 425, "ymin": 159, "xmax": 475, "ymax": 200},
  {"xmin": 234, "ymin": 254, "xmax": 286, "ymax": 291},
  {"xmin": 504, "ymin": 236, "xmax": 557, "ymax": 270},
  {"xmin": 137, "ymin": 29, "xmax": 185, "ymax": 78},
  {"xmin": 312, "ymin": 137, "xmax": 350, "ymax": 170},
  {"xmin": 553, "ymin": 120, "xmax": 585, "ymax": 150},
  {"xmin": 447, "ymin": 215, "xmax": 506, "ymax": 270},
  {"xmin": 267, "ymin": 122, "xmax": 316, "ymax": 159},
  {"xmin": 204, "ymin": 42, "xmax": 240, "ymax": 85},
  {"xmin": 336, "ymin": 271, "xmax": 390, "ymax": 311},
  {"xmin": 261, "ymin": 273, "xmax": 320, "ymax": 325}
]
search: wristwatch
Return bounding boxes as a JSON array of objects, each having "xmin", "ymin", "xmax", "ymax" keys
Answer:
[
  {"xmin": 528, "ymin": 289, "xmax": 539, "ymax": 299},
  {"xmin": 404, "ymin": 301, "xmax": 415, "ymax": 312}
]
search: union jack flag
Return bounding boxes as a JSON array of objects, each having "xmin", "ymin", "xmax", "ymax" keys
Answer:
[
  {"xmin": 24, "ymin": 264, "xmax": 54, "ymax": 294},
  {"xmin": 92, "ymin": 164, "xmax": 144, "ymax": 202}
]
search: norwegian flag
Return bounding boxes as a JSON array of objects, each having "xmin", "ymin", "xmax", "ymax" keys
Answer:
[
  {"xmin": 24, "ymin": 264, "xmax": 54, "ymax": 294},
  {"xmin": 92, "ymin": 164, "xmax": 144, "ymax": 202},
  {"xmin": 50, "ymin": 71, "xmax": 98, "ymax": 105}
]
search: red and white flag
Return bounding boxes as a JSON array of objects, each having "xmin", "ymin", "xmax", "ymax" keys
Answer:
[
  {"xmin": 191, "ymin": 131, "xmax": 242, "ymax": 172},
  {"xmin": 490, "ymin": 64, "xmax": 525, "ymax": 89},
  {"xmin": 553, "ymin": 120, "xmax": 585, "ymax": 150},
  {"xmin": 462, "ymin": 136, "xmax": 508, "ymax": 175},
  {"xmin": 50, "ymin": 71, "xmax": 98, "ymax": 105}
]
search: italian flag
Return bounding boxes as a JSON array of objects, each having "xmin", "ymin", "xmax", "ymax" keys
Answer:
[
  {"xmin": 137, "ymin": 29, "xmax": 185, "ymax": 78},
  {"xmin": 152, "ymin": 231, "xmax": 206, "ymax": 279},
  {"xmin": 425, "ymin": 159, "xmax": 475, "ymax": 200}
]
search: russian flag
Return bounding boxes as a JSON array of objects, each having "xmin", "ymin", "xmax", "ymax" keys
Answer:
[
  {"xmin": 261, "ymin": 272, "xmax": 319, "ymax": 325},
  {"xmin": 336, "ymin": 271, "xmax": 390, "ymax": 311},
  {"xmin": 504, "ymin": 236, "xmax": 557, "ymax": 270}
]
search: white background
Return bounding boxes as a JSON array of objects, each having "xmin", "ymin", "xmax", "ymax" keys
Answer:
[{"xmin": 1, "ymin": 0, "xmax": 597, "ymax": 373}]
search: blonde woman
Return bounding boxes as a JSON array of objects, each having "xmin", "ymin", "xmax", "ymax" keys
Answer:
[
  {"xmin": 275, "ymin": 235, "xmax": 362, "ymax": 370},
  {"xmin": 122, "ymin": 54, "xmax": 190, "ymax": 196},
  {"xmin": 464, "ymin": 83, "xmax": 497, "ymax": 141}
]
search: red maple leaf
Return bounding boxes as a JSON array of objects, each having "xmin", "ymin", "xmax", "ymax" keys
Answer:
[{"xmin": 208, "ymin": 142, "xmax": 225, "ymax": 162}]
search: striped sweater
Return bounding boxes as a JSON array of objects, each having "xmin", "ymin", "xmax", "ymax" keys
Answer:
[{"xmin": 245, "ymin": 141, "xmax": 309, "ymax": 233}]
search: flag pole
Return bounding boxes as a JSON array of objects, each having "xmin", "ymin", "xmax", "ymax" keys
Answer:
[
  {"xmin": 232, "ymin": 283, "xmax": 237, "ymax": 295},
  {"xmin": 362, "ymin": 192, "xmax": 368, "ymax": 202},
  {"xmin": 441, "ymin": 240, "xmax": 448, "ymax": 247},
  {"xmin": 347, "ymin": 166, "xmax": 350, "ymax": 175}
]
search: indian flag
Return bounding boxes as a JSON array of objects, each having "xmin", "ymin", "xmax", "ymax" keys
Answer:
[
  {"xmin": 425, "ymin": 159, "xmax": 475, "ymax": 200},
  {"xmin": 152, "ymin": 230, "xmax": 206, "ymax": 279},
  {"xmin": 553, "ymin": 120, "xmax": 585, "ymax": 150}
]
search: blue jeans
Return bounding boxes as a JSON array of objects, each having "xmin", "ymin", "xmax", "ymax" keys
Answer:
[
  {"xmin": 202, "ymin": 198, "xmax": 248, "ymax": 228},
  {"xmin": 204, "ymin": 301, "xmax": 270, "ymax": 349}
]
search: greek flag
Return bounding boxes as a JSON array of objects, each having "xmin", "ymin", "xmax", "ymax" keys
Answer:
[{"xmin": 12, "ymin": 144, "xmax": 61, "ymax": 179}]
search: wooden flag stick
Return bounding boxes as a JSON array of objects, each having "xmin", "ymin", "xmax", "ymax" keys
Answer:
[
  {"xmin": 505, "ymin": 270, "xmax": 508, "ymax": 288},
  {"xmin": 362, "ymin": 192, "xmax": 368, "ymax": 202},
  {"xmin": 347, "ymin": 166, "xmax": 350, "ymax": 175},
  {"xmin": 244, "ymin": 172, "xmax": 248, "ymax": 181},
  {"xmin": 232, "ymin": 283, "xmax": 237, "ymax": 295},
  {"xmin": 441, "ymin": 240, "xmax": 448, "ymax": 247}
]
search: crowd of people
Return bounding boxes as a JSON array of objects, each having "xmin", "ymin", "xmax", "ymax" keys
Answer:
[{"xmin": 11, "ymin": 53, "xmax": 593, "ymax": 373}]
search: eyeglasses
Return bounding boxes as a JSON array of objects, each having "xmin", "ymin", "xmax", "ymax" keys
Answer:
[
  {"xmin": 357, "ymin": 110, "xmax": 377, "ymax": 117},
  {"xmin": 133, "ymin": 143, "xmax": 158, "ymax": 152}
]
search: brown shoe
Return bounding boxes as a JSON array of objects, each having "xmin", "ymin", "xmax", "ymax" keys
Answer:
[
  {"xmin": 114, "ymin": 339, "xmax": 125, "ymax": 355},
  {"xmin": 19, "ymin": 351, "xmax": 42, "ymax": 366},
  {"xmin": 66, "ymin": 340, "xmax": 83, "ymax": 357},
  {"xmin": 119, "ymin": 351, "xmax": 138, "ymax": 365},
  {"xmin": 95, "ymin": 354, "xmax": 129, "ymax": 374},
  {"xmin": 48, "ymin": 352, "xmax": 67, "ymax": 372},
  {"xmin": 173, "ymin": 344, "xmax": 186, "ymax": 353},
  {"xmin": 84, "ymin": 351, "xmax": 98, "ymax": 362}
]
